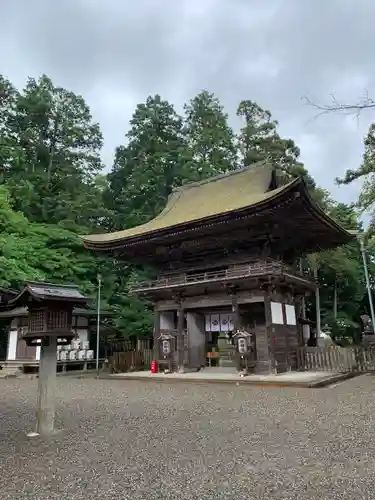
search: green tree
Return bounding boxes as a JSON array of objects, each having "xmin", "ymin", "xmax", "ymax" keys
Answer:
[
  {"xmin": 183, "ymin": 90, "xmax": 236, "ymax": 178},
  {"xmin": 105, "ymin": 94, "xmax": 192, "ymax": 230},
  {"xmin": 0, "ymin": 76, "xmax": 23, "ymax": 184},
  {"xmin": 0, "ymin": 185, "xmax": 101, "ymax": 293},
  {"xmin": 103, "ymin": 95, "xmax": 193, "ymax": 335},
  {"xmin": 337, "ymin": 122, "xmax": 375, "ymax": 232},
  {"xmin": 0, "ymin": 75, "xmax": 121, "ymax": 334},
  {"xmin": 307, "ymin": 202, "xmax": 367, "ymax": 340},
  {"xmin": 236, "ymin": 100, "xmax": 315, "ymax": 189},
  {"xmin": 0, "ymin": 74, "xmax": 106, "ymax": 229}
]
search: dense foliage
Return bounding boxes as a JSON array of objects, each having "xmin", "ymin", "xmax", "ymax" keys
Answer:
[{"xmin": 0, "ymin": 75, "xmax": 373, "ymax": 341}]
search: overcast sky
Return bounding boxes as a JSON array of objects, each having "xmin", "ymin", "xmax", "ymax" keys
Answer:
[{"xmin": 2, "ymin": 0, "xmax": 375, "ymax": 208}]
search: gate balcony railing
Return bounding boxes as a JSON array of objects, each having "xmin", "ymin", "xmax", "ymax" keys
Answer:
[{"xmin": 130, "ymin": 259, "xmax": 315, "ymax": 293}]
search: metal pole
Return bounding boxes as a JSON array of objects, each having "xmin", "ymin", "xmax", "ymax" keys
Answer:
[
  {"xmin": 359, "ymin": 238, "xmax": 375, "ymax": 331},
  {"xmin": 96, "ymin": 274, "xmax": 101, "ymax": 378},
  {"xmin": 299, "ymin": 258, "xmax": 306, "ymax": 319},
  {"xmin": 313, "ymin": 259, "xmax": 321, "ymax": 341}
]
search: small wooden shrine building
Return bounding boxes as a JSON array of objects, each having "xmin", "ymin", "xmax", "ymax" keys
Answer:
[
  {"xmin": 0, "ymin": 282, "xmax": 96, "ymax": 371},
  {"xmin": 84, "ymin": 162, "xmax": 353, "ymax": 374}
]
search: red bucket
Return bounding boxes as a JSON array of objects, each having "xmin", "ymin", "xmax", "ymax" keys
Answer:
[{"xmin": 151, "ymin": 361, "xmax": 158, "ymax": 374}]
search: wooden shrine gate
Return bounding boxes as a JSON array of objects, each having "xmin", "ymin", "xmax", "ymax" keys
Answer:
[{"xmin": 297, "ymin": 346, "xmax": 375, "ymax": 373}]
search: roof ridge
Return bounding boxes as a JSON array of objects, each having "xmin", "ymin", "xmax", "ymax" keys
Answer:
[
  {"xmin": 25, "ymin": 281, "xmax": 80, "ymax": 289},
  {"xmin": 154, "ymin": 160, "xmax": 272, "ymax": 224},
  {"xmin": 171, "ymin": 160, "xmax": 271, "ymax": 193}
]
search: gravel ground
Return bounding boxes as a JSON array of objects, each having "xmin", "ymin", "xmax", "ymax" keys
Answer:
[{"xmin": 1, "ymin": 375, "xmax": 375, "ymax": 500}]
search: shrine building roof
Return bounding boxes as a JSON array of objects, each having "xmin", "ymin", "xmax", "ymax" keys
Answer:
[
  {"xmin": 83, "ymin": 162, "xmax": 354, "ymax": 253},
  {"xmin": 0, "ymin": 282, "xmax": 88, "ymax": 310}
]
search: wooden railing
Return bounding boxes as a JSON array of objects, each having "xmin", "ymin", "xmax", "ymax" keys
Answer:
[
  {"xmin": 297, "ymin": 346, "xmax": 375, "ymax": 373},
  {"xmin": 130, "ymin": 259, "xmax": 313, "ymax": 292}
]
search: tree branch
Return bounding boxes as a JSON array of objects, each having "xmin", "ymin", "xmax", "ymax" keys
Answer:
[{"xmin": 302, "ymin": 90, "xmax": 375, "ymax": 119}]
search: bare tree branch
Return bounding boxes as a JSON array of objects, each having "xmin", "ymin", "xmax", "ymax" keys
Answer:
[{"xmin": 302, "ymin": 90, "xmax": 375, "ymax": 119}]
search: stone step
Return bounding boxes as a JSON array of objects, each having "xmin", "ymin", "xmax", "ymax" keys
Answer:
[
  {"xmin": 0, "ymin": 363, "xmax": 23, "ymax": 378},
  {"xmin": 0, "ymin": 370, "xmax": 21, "ymax": 378},
  {"xmin": 218, "ymin": 345, "xmax": 236, "ymax": 368},
  {"xmin": 218, "ymin": 346, "xmax": 235, "ymax": 354},
  {"xmin": 219, "ymin": 358, "xmax": 236, "ymax": 368}
]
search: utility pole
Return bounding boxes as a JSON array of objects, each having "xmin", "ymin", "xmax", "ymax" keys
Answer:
[
  {"xmin": 96, "ymin": 273, "xmax": 102, "ymax": 378},
  {"xmin": 299, "ymin": 258, "xmax": 306, "ymax": 319},
  {"xmin": 359, "ymin": 237, "xmax": 375, "ymax": 331},
  {"xmin": 349, "ymin": 230, "xmax": 375, "ymax": 332},
  {"xmin": 313, "ymin": 261, "xmax": 321, "ymax": 339}
]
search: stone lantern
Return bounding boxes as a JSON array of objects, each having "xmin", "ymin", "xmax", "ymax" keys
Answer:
[{"xmin": 3, "ymin": 282, "xmax": 88, "ymax": 436}]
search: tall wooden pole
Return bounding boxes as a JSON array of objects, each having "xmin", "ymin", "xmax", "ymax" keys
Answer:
[{"xmin": 177, "ymin": 306, "xmax": 185, "ymax": 373}]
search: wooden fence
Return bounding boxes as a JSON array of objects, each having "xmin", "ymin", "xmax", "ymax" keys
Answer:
[
  {"xmin": 106, "ymin": 339, "xmax": 152, "ymax": 354},
  {"xmin": 297, "ymin": 346, "xmax": 375, "ymax": 373},
  {"xmin": 108, "ymin": 348, "xmax": 153, "ymax": 373}
]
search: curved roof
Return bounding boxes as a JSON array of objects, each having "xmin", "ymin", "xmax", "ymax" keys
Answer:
[
  {"xmin": 85, "ymin": 163, "xmax": 288, "ymax": 245},
  {"xmin": 0, "ymin": 282, "xmax": 88, "ymax": 310},
  {"xmin": 84, "ymin": 162, "xmax": 353, "ymax": 251}
]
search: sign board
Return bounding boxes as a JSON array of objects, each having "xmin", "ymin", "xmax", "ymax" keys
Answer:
[
  {"xmin": 285, "ymin": 304, "xmax": 297, "ymax": 325},
  {"xmin": 270, "ymin": 301, "xmax": 284, "ymax": 325}
]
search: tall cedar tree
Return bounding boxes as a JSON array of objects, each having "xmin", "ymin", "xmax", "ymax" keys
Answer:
[
  {"xmin": 105, "ymin": 94, "xmax": 192, "ymax": 231},
  {"xmin": 236, "ymin": 100, "xmax": 315, "ymax": 186},
  {"xmin": 183, "ymin": 90, "xmax": 237, "ymax": 178},
  {"xmin": 0, "ymin": 74, "xmax": 107, "ymax": 230},
  {"xmin": 103, "ymin": 95, "xmax": 192, "ymax": 337}
]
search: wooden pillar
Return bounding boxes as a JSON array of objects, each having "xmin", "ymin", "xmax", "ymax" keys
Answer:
[
  {"xmin": 231, "ymin": 293, "xmax": 241, "ymax": 372},
  {"xmin": 177, "ymin": 305, "xmax": 185, "ymax": 373},
  {"xmin": 153, "ymin": 309, "xmax": 160, "ymax": 361},
  {"xmin": 254, "ymin": 289, "xmax": 275, "ymax": 374},
  {"xmin": 294, "ymin": 294, "xmax": 304, "ymax": 346},
  {"xmin": 231, "ymin": 293, "xmax": 240, "ymax": 333}
]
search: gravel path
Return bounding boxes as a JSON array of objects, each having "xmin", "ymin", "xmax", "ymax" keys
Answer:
[{"xmin": 0, "ymin": 375, "xmax": 375, "ymax": 499}]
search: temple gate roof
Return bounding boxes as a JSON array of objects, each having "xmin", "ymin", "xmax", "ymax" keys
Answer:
[{"xmin": 83, "ymin": 162, "xmax": 353, "ymax": 255}]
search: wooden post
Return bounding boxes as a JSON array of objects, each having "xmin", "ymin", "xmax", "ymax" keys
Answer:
[
  {"xmin": 262, "ymin": 289, "xmax": 275, "ymax": 374},
  {"xmin": 231, "ymin": 293, "xmax": 241, "ymax": 372},
  {"xmin": 153, "ymin": 308, "xmax": 160, "ymax": 363},
  {"xmin": 231, "ymin": 293, "xmax": 240, "ymax": 332},
  {"xmin": 295, "ymin": 294, "xmax": 306, "ymax": 347},
  {"xmin": 177, "ymin": 306, "xmax": 185, "ymax": 373},
  {"xmin": 35, "ymin": 336, "xmax": 57, "ymax": 436}
]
